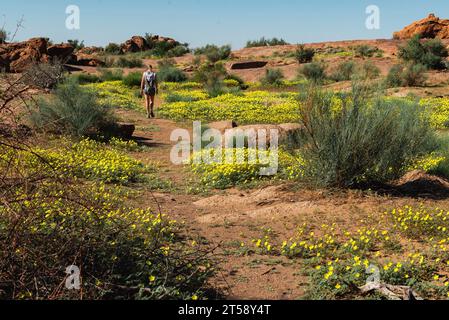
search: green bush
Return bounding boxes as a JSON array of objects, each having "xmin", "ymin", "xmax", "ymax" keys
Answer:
[
  {"xmin": 30, "ymin": 79, "xmax": 116, "ymax": 137},
  {"xmin": 0, "ymin": 28, "xmax": 7, "ymax": 44},
  {"xmin": 399, "ymin": 36, "xmax": 448, "ymax": 70},
  {"xmin": 157, "ymin": 60, "xmax": 188, "ymax": 83},
  {"xmin": 194, "ymin": 44, "xmax": 232, "ymax": 63},
  {"xmin": 295, "ymin": 45, "xmax": 315, "ymax": 64},
  {"xmin": 113, "ymin": 56, "xmax": 143, "ymax": 68},
  {"xmin": 74, "ymin": 73, "xmax": 101, "ymax": 84},
  {"xmin": 298, "ymin": 86, "xmax": 437, "ymax": 187},
  {"xmin": 193, "ymin": 62, "xmax": 228, "ymax": 97},
  {"xmin": 205, "ymin": 78, "xmax": 226, "ymax": 98},
  {"xmin": 143, "ymin": 33, "xmax": 188, "ymax": 58},
  {"xmin": 261, "ymin": 68, "xmax": 285, "ymax": 86},
  {"xmin": 358, "ymin": 61, "xmax": 381, "ymax": 80},
  {"xmin": 386, "ymin": 63, "xmax": 427, "ymax": 88},
  {"xmin": 330, "ymin": 61, "xmax": 356, "ymax": 82},
  {"xmin": 99, "ymin": 69, "xmax": 124, "ymax": 81},
  {"xmin": 151, "ymin": 42, "xmax": 178, "ymax": 57},
  {"xmin": 105, "ymin": 42, "xmax": 122, "ymax": 55},
  {"xmin": 167, "ymin": 45, "xmax": 190, "ymax": 57},
  {"xmin": 246, "ymin": 37, "xmax": 289, "ymax": 48},
  {"xmin": 225, "ymin": 73, "xmax": 248, "ymax": 90},
  {"xmin": 353, "ymin": 45, "xmax": 380, "ymax": 58},
  {"xmin": 67, "ymin": 39, "xmax": 85, "ymax": 51},
  {"xmin": 385, "ymin": 65, "xmax": 403, "ymax": 88},
  {"xmin": 299, "ymin": 62, "xmax": 327, "ymax": 84},
  {"xmin": 123, "ymin": 72, "xmax": 142, "ymax": 87}
]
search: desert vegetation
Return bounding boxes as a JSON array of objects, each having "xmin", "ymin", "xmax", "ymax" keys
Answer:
[
  {"xmin": 0, "ymin": 68, "xmax": 214, "ymax": 300},
  {"xmin": 3, "ymin": 11, "xmax": 449, "ymax": 302}
]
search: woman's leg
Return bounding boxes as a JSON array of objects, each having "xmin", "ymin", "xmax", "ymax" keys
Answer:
[
  {"xmin": 144, "ymin": 94, "xmax": 151, "ymax": 118},
  {"xmin": 149, "ymin": 94, "xmax": 155, "ymax": 117}
]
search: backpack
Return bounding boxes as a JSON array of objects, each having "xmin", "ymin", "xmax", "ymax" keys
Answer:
[{"xmin": 145, "ymin": 72, "xmax": 157, "ymax": 89}]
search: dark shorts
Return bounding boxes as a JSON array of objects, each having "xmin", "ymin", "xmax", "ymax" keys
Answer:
[{"xmin": 144, "ymin": 87, "xmax": 156, "ymax": 96}]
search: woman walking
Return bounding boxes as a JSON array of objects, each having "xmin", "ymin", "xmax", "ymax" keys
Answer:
[{"xmin": 140, "ymin": 65, "xmax": 158, "ymax": 118}]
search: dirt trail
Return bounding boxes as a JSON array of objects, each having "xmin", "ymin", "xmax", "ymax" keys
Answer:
[{"xmin": 118, "ymin": 107, "xmax": 310, "ymax": 299}]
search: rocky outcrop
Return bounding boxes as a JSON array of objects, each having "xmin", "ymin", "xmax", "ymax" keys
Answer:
[
  {"xmin": 121, "ymin": 36, "xmax": 149, "ymax": 53},
  {"xmin": 68, "ymin": 53, "xmax": 104, "ymax": 67},
  {"xmin": 67, "ymin": 46, "xmax": 105, "ymax": 67},
  {"xmin": 146, "ymin": 34, "xmax": 178, "ymax": 47},
  {"xmin": 47, "ymin": 44, "xmax": 74, "ymax": 59},
  {"xmin": 0, "ymin": 34, "xmax": 181, "ymax": 71},
  {"xmin": 120, "ymin": 35, "xmax": 179, "ymax": 54},
  {"xmin": 393, "ymin": 14, "xmax": 449, "ymax": 40},
  {"xmin": 0, "ymin": 38, "xmax": 74, "ymax": 73}
]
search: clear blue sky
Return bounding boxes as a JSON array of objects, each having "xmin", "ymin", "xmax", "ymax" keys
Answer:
[{"xmin": 2, "ymin": 0, "xmax": 449, "ymax": 49}]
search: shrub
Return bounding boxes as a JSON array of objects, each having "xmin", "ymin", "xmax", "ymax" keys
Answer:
[
  {"xmin": 385, "ymin": 65, "xmax": 403, "ymax": 88},
  {"xmin": 122, "ymin": 72, "xmax": 142, "ymax": 87},
  {"xmin": 144, "ymin": 33, "xmax": 187, "ymax": 58},
  {"xmin": 30, "ymin": 79, "xmax": 116, "ymax": 137},
  {"xmin": 152, "ymin": 42, "xmax": 177, "ymax": 57},
  {"xmin": 298, "ymin": 86, "xmax": 437, "ymax": 187},
  {"xmin": 74, "ymin": 73, "xmax": 101, "ymax": 85},
  {"xmin": 399, "ymin": 36, "xmax": 448, "ymax": 70},
  {"xmin": 0, "ymin": 28, "xmax": 7, "ymax": 44},
  {"xmin": 330, "ymin": 61, "xmax": 356, "ymax": 82},
  {"xmin": 193, "ymin": 61, "xmax": 228, "ymax": 97},
  {"xmin": 194, "ymin": 44, "xmax": 232, "ymax": 63},
  {"xmin": 386, "ymin": 63, "xmax": 427, "ymax": 88},
  {"xmin": 358, "ymin": 61, "xmax": 381, "ymax": 80},
  {"xmin": 113, "ymin": 56, "xmax": 143, "ymax": 68},
  {"xmin": 295, "ymin": 45, "xmax": 315, "ymax": 64},
  {"xmin": 167, "ymin": 45, "xmax": 190, "ymax": 57},
  {"xmin": 225, "ymin": 73, "xmax": 248, "ymax": 90},
  {"xmin": 205, "ymin": 78, "xmax": 226, "ymax": 98},
  {"xmin": 158, "ymin": 61, "xmax": 188, "ymax": 83},
  {"xmin": 67, "ymin": 39, "xmax": 85, "ymax": 51},
  {"xmin": 261, "ymin": 68, "xmax": 285, "ymax": 86},
  {"xmin": 22, "ymin": 61, "xmax": 66, "ymax": 89},
  {"xmin": 353, "ymin": 45, "xmax": 380, "ymax": 58},
  {"xmin": 246, "ymin": 37, "xmax": 289, "ymax": 48},
  {"xmin": 99, "ymin": 68, "xmax": 123, "ymax": 81},
  {"xmin": 299, "ymin": 62, "xmax": 327, "ymax": 84},
  {"xmin": 105, "ymin": 42, "xmax": 122, "ymax": 55}
]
